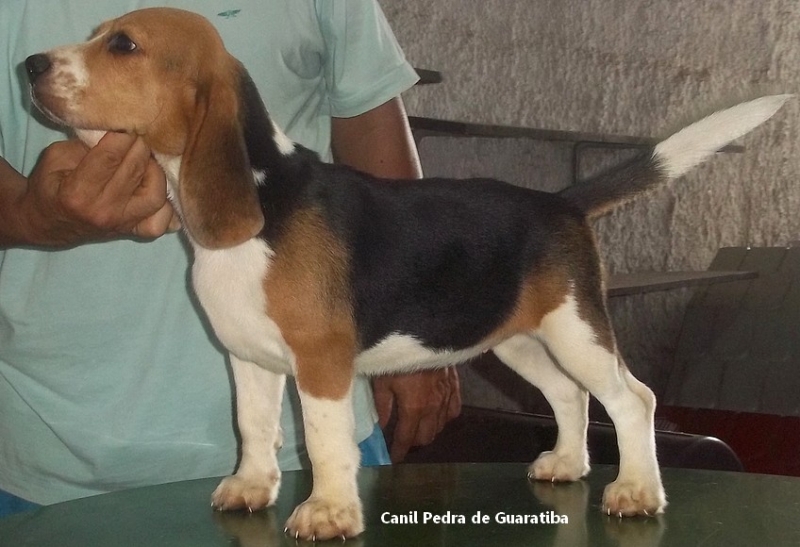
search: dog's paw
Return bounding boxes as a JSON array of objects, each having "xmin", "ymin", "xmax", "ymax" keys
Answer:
[
  {"xmin": 284, "ymin": 497, "xmax": 363, "ymax": 541},
  {"xmin": 528, "ymin": 450, "xmax": 590, "ymax": 482},
  {"xmin": 210, "ymin": 471, "xmax": 280, "ymax": 512},
  {"xmin": 601, "ymin": 479, "xmax": 666, "ymax": 517}
]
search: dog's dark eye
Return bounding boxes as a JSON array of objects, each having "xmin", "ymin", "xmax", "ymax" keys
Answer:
[{"xmin": 107, "ymin": 33, "xmax": 137, "ymax": 54}]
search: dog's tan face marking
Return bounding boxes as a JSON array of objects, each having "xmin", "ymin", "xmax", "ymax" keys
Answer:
[
  {"xmin": 28, "ymin": 8, "xmax": 265, "ymax": 248},
  {"xmin": 29, "ymin": 9, "xmax": 234, "ymax": 156}
]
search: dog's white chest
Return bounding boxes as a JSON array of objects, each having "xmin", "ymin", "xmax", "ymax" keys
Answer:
[{"xmin": 191, "ymin": 239, "xmax": 293, "ymax": 374}]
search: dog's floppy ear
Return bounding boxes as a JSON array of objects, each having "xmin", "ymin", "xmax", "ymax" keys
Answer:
[{"xmin": 179, "ymin": 71, "xmax": 264, "ymax": 249}]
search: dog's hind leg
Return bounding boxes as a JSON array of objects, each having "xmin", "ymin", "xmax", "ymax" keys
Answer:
[
  {"xmin": 536, "ymin": 291, "xmax": 665, "ymax": 517},
  {"xmin": 493, "ymin": 335, "xmax": 591, "ymax": 482},
  {"xmin": 211, "ymin": 355, "xmax": 285, "ymax": 511}
]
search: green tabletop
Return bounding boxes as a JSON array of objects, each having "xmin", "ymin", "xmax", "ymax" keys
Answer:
[{"xmin": 2, "ymin": 463, "xmax": 799, "ymax": 546}]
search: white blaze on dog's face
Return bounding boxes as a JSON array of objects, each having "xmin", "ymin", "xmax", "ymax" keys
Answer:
[{"xmin": 28, "ymin": 9, "xmax": 233, "ymax": 156}]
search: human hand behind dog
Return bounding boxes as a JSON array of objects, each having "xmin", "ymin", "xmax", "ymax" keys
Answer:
[
  {"xmin": 16, "ymin": 132, "xmax": 177, "ymax": 246},
  {"xmin": 374, "ymin": 367, "xmax": 462, "ymax": 462}
]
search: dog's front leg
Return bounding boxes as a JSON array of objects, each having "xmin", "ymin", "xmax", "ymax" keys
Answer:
[
  {"xmin": 284, "ymin": 378, "xmax": 362, "ymax": 540},
  {"xmin": 212, "ymin": 354, "xmax": 285, "ymax": 511}
]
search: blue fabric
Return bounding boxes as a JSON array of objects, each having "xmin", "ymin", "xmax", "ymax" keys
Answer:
[
  {"xmin": 359, "ymin": 423, "xmax": 391, "ymax": 467},
  {"xmin": 0, "ymin": 490, "xmax": 39, "ymax": 518}
]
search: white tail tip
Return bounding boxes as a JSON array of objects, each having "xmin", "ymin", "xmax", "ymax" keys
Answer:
[{"xmin": 655, "ymin": 94, "xmax": 792, "ymax": 179}]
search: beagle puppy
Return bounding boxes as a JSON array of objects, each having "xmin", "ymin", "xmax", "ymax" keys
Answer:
[{"xmin": 24, "ymin": 7, "xmax": 787, "ymax": 541}]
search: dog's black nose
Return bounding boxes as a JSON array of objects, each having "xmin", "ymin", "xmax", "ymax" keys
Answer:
[{"xmin": 25, "ymin": 54, "xmax": 52, "ymax": 83}]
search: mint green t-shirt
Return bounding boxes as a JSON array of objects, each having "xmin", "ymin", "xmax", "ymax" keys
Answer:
[{"xmin": 0, "ymin": 0, "xmax": 418, "ymax": 504}]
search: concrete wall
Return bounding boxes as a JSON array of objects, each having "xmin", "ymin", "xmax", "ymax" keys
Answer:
[{"xmin": 381, "ymin": 1, "xmax": 800, "ymax": 411}]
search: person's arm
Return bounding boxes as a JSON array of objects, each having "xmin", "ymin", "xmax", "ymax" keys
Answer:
[
  {"xmin": 331, "ymin": 97, "xmax": 462, "ymax": 463},
  {"xmin": 331, "ymin": 97, "xmax": 421, "ymax": 179},
  {"xmin": 0, "ymin": 132, "xmax": 176, "ymax": 249}
]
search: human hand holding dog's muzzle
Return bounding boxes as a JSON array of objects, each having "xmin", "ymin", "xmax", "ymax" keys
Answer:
[{"xmin": 19, "ymin": 132, "xmax": 178, "ymax": 247}]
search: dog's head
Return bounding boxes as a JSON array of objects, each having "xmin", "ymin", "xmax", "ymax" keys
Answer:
[{"xmin": 25, "ymin": 7, "xmax": 264, "ymax": 249}]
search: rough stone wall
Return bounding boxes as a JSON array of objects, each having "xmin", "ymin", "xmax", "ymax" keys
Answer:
[
  {"xmin": 381, "ymin": 1, "xmax": 800, "ymax": 409},
  {"xmin": 386, "ymin": 0, "xmax": 799, "ymax": 270}
]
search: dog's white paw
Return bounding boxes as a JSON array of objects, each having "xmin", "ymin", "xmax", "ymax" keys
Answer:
[
  {"xmin": 284, "ymin": 497, "xmax": 363, "ymax": 541},
  {"xmin": 211, "ymin": 471, "xmax": 280, "ymax": 512},
  {"xmin": 602, "ymin": 479, "xmax": 666, "ymax": 517},
  {"xmin": 528, "ymin": 450, "xmax": 590, "ymax": 482}
]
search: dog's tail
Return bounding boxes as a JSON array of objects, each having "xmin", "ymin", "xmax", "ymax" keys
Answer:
[{"xmin": 558, "ymin": 94, "xmax": 791, "ymax": 219}]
